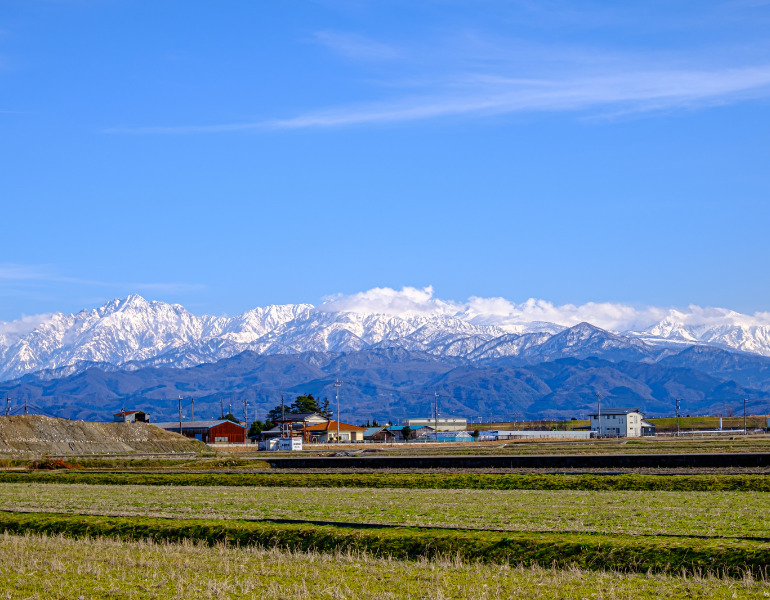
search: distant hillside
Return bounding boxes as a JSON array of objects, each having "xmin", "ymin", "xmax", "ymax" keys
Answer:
[{"xmin": 1, "ymin": 348, "xmax": 768, "ymax": 424}]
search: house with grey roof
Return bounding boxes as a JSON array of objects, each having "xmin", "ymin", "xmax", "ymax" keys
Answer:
[{"xmin": 588, "ymin": 407, "xmax": 655, "ymax": 437}]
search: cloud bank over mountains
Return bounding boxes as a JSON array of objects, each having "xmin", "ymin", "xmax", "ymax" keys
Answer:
[
  {"xmin": 318, "ymin": 286, "xmax": 770, "ymax": 333},
  {"xmin": 1, "ymin": 285, "xmax": 770, "ymax": 382}
]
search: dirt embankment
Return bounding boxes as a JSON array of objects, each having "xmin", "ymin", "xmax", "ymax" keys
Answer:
[{"xmin": 0, "ymin": 415, "xmax": 206, "ymax": 457}]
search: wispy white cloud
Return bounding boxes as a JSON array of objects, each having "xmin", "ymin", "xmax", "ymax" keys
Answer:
[
  {"xmin": 0, "ymin": 264, "xmax": 52, "ymax": 280},
  {"xmin": 0, "ymin": 263, "xmax": 205, "ymax": 295},
  {"xmin": 104, "ymin": 63, "xmax": 770, "ymax": 134},
  {"xmin": 313, "ymin": 30, "xmax": 402, "ymax": 61}
]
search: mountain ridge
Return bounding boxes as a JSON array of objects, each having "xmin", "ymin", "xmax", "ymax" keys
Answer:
[
  {"xmin": 2, "ymin": 294, "xmax": 770, "ymax": 381},
  {"xmin": 2, "ymin": 347, "xmax": 768, "ymax": 423}
]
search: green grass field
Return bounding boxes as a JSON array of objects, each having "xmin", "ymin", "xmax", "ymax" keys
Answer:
[
  {"xmin": 1, "ymin": 511, "xmax": 768, "ymax": 577},
  {"xmin": 2, "ymin": 482, "xmax": 768, "ymax": 539},
  {"xmin": 3, "ymin": 532, "xmax": 768, "ymax": 600},
  {"xmin": 3, "ymin": 457, "xmax": 770, "ymax": 595},
  {"xmin": 3, "ymin": 470, "xmax": 770, "ymax": 491}
]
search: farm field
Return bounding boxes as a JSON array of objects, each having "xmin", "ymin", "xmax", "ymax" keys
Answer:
[
  {"xmin": 3, "ymin": 431, "xmax": 769, "ymax": 464},
  {"xmin": 3, "ymin": 438, "xmax": 770, "ymax": 596},
  {"xmin": 4, "ymin": 470, "xmax": 770, "ymax": 491},
  {"xmin": 359, "ymin": 435, "xmax": 770, "ymax": 456},
  {"xmin": 208, "ymin": 435, "xmax": 770, "ymax": 458},
  {"xmin": 474, "ymin": 416, "xmax": 769, "ymax": 433},
  {"xmin": 2, "ymin": 482, "xmax": 769, "ymax": 540},
  {"xmin": 3, "ymin": 532, "xmax": 768, "ymax": 600}
]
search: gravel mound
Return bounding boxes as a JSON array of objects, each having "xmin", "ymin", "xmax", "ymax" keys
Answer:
[{"xmin": 0, "ymin": 415, "xmax": 205, "ymax": 457}]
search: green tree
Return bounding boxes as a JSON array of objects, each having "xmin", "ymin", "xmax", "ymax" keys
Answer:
[
  {"xmin": 267, "ymin": 394, "xmax": 326, "ymax": 422},
  {"xmin": 319, "ymin": 397, "xmax": 333, "ymax": 419},
  {"xmin": 266, "ymin": 404, "xmax": 286, "ymax": 423},
  {"xmin": 401, "ymin": 425, "xmax": 413, "ymax": 441},
  {"xmin": 290, "ymin": 394, "xmax": 319, "ymax": 413},
  {"xmin": 221, "ymin": 412, "xmax": 239, "ymax": 424},
  {"xmin": 248, "ymin": 420, "xmax": 272, "ymax": 437}
]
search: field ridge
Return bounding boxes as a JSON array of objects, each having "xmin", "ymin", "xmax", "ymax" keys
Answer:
[
  {"xmin": 1, "ymin": 510, "xmax": 769, "ymax": 576},
  {"xmin": 3, "ymin": 470, "xmax": 770, "ymax": 491}
]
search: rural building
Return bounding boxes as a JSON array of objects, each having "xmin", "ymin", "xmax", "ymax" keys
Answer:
[
  {"xmin": 273, "ymin": 412, "xmax": 329, "ymax": 427},
  {"xmin": 261, "ymin": 412, "xmax": 330, "ymax": 442},
  {"xmin": 404, "ymin": 417, "xmax": 467, "ymax": 431},
  {"xmin": 304, "ymin": 420, "xmax": 367, "ymax": 443},
  {"xmin": 113, "ymin": 410, "xmax": 149, "ymax": 423},
  {"xmin": 260, "ymin": 437, "xmax": 303, "ymax": 451},
  {"xmin": 435, "ymin": 430, "xmax": 473, "ymax": 443},
  {"xmin": 489, "ymin": 430, "xmax": 592, "ymax": 440},
  {"xmin": 385, "ymin": 425, "xmax": 434, "ymax": 441},
  {"xmin": 588, "ymin": 407, "xmax": 654, "ymax": 437},
  {"xmin": 153, "ymin": 420, "xmax": 247, "ymax": 444},
  {"xmin": 363, "ymin": 427, "xmax": 397, "ymax": 442}
]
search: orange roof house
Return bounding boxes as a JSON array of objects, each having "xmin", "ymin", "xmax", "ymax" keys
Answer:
[{"xmin": 303, "ymin": 420, "xmax": 367, "ymax": 443}]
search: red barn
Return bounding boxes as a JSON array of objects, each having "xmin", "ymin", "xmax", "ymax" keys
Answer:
[{"xmin": 153, "ymin": 419, "xmax": 247, "ymax": 444}]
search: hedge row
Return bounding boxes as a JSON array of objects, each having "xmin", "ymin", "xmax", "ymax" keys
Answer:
[
  {"xmin": 1, "ymin": 510, "xmax": 768, "ymax": 576},
  {"xmin": 1, "ymin": 471, "xmax": 769, "ymax": 491}
]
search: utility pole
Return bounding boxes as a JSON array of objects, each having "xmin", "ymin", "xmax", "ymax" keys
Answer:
[
  {"xmin": 744, "ymin": 398, "xmax": 748, "ymax": 435},
  {"xmin": 334, "ymin": 379, "xmax": 343, "ymax": 443},
  {"xmin": 178, "ymin": 396, "xmax": 183, "ymax": 434},
  {"xmin": 434, "ymin": 392, "xmax": 439, "ymax": 441},
  {"xmin": 595, "ymin": 393, "xmax": 601, "ymax": 438},
  {"xmin": 243, "ymin": 399, "xmax": 248, "ymax": 444},
  {"xmin": 5, "ymin": 395, "xmax": 10, "ymax": 417},
  {"xmin": 122, "ymin": 403, "xmax": 126, "ymax": 423},
  {"xmin": 228, "ymin": 400, "xmax": 232, "ymax": 418},
  {"xmin": 191, "ymin": 397, "xmax": 195, "ymax": 423},
  {"xmin": 675, "ymin": 398, "xmax": 681, "ymax": 438}
]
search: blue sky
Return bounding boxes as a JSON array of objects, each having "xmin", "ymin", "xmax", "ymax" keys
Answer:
[{"xmin": 2, "ymin": 0, "xmax": 770, "ymax": 321}]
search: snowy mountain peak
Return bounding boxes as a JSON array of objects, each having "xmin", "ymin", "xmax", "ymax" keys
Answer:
[{"xmin": 1, "ymin": 292, "xmax": 770, "ymax": 381}]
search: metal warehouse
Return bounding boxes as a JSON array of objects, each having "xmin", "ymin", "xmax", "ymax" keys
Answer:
[{"xmin": 153, "ymin": 419, "xmax": 246, "ymax": 444}]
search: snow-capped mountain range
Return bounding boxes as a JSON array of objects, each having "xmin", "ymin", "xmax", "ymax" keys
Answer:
[{"xmin": 2, "ymin": 291, "xmax": 770, "ymax": 381}]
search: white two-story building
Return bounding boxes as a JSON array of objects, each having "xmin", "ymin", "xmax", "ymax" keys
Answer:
[{"xmin": 588, "ymin": 407, "xmax": 654, "ymax": 437}]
